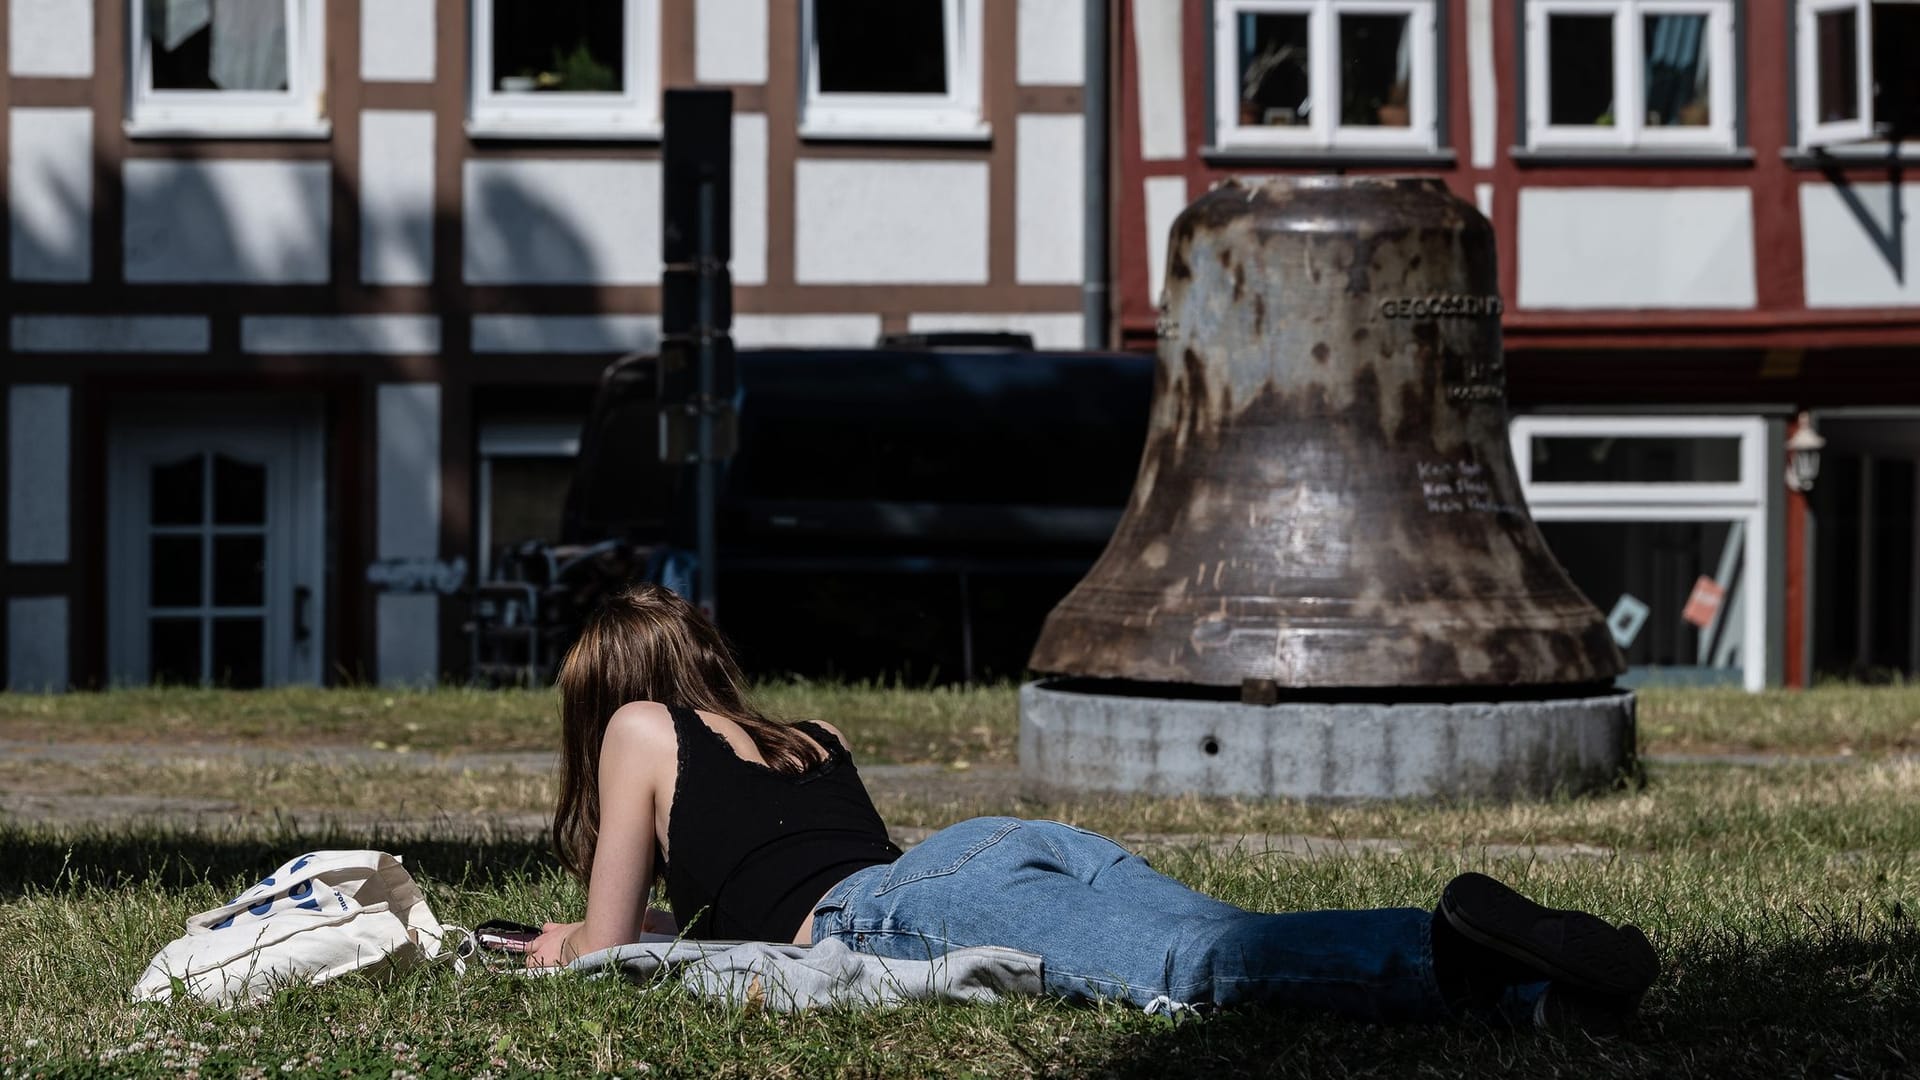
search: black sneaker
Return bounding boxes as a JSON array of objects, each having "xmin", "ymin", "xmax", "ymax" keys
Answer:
[
  {"xmin": 1532, "ymin": 930, "xmax": 1656, "ymax": 1038},
  {"xmin": 1440, "ymin": 873, "xmax": 1660, "ymax": 999}
]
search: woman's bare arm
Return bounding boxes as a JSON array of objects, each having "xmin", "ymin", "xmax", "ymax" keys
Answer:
[{"xmin": 528, "ymin": 702, "xmax": 673, "ymax": 966}]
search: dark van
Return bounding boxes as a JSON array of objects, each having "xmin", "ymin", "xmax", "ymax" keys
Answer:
[{"xmin": 471, "ymin": 337, "xmax": 1153, "ymax": 683}]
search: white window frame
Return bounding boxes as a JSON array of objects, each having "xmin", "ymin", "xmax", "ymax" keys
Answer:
[
  {"xmin": 1797, "ymin": 0, "xmax": 1876, "ymax": 148},
  {"xmin": 1524, "ymin": 0, "xmax": 1736, "ymax": 151},
  {"xmin": 798, "ymin": 0, "xmax": 988, "ymax": 141},
  {"xmin": 125, "ymin": 0, "xmax": 328, "ymax": 138},
  {"xmin": 1212, "ymin": 0, "xmax": 1439, "ymax": 152},
  {"xmin": 476, "ymin": 421, "xmax": 582, "ymax": 579},
  {"xmin": 468, "ymin": 0, "xmax": 662, "ymax": 140},
  {"xmin": 1510, "ymin": 415, "xmax": 1768, "ymax": 691}
]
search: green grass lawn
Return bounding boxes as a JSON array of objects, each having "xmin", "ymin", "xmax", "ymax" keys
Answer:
[{"xmin": 2, "ymin": 684, "xmax": 1918, "ymax": 1077}]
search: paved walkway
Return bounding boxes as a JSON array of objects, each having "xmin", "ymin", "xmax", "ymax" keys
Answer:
[
  {"xmin": 5, "ymin": 737, "xmax": 1900, "ymax": 773},
  {"xmin": 3, "ymin": 737, "xmax": 1897, "ymax": 861}
]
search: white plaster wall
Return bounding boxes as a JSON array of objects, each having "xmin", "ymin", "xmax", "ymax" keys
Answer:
[
  {"xmin": 362, "ymin": 0, "xmax": 436, "ymax": 82},
  {"xmin": 1800, "ymin": 182, "xmax": 1920, "ymax": 308},
  {"xmin": 1017, "ymin": 114, "xmax": 1084, "ymax": 284},
  {"xmin": 378, "ymin": 384, "xmax": 441, "ymax": 560},
  {"xmin": 1516, "ymin": 188, "xmax": 1756, "ymax": 309},
  {"xmin": 124, "ymin": 160, "xmax": 330, "ymax": 283},
  {"xmin": 242, "ymin": 316, "xmax": 442, "ymax": 355},
  {"xmin": 1475, "ymin": 182, "xmax": 1494, "ymax": 218},
  {"xmin": 1144, "ymin": 175, "xmax": 1189, "ymax": 305},
  {"xmin": 7, "ymin": 385, "xmax": 68, "ymax": 564},
  {"xmin": 9, "ymin": 108, "xmax": 92, "ymax": 283},
  {"xmin": 1132, "ymin": 0, "xmax": 1186, "ymax": 160},
  {"xmin": 376, "ymin": 384, "xmax": 440, "ymax": 685},
  {"xmin": 1018, "ymin": 0, "xmax": 1085, "ymax": 85},
  {"xmin": 361, "ymin": 111, "xmax": 436, "ymax": 286},
  {"xmin": 1466, "ymin": 0, "xmax": 1497, "ymax": 169},
  {"xmin": 795, "ymin": 160, "xmax": 989, "ymax": 284},
  {"xmin": 464, "ymin": 160, "xmax": 662, "ymax": 284},
  {"xmin": 8, "ymin": 0, "xmax": 91, "ymax": 78},
  {"xmin": 11, "ymin": 315, "xmax": 210, "ymax": 353},
  {"xmin": 907, "ymin": 312, "xmax": 1084, "ymax": 349},
  {"xmin": 733, "ymin": 113, "xmax": 768, "ymax": 285},
  {"xmin": 696, "ymin": 0, "xmax": 768, "ymax": 84},
  {"xmin": 471, "ymin": 315, "xmax": 662, "ymax": 354},
  {"xmin": 733, "ymin": 314, "xmax": 882, "ymax": 347},
  {"xmin": 7, "ymin": 596, "xmax": 67, "ymax": 692},
  {"xmin": 376, "ymin": 595, "xmax": 438, "ymax": 687}
]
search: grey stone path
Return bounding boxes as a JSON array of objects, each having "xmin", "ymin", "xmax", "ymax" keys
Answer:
[{"xmin": 4, "ymin": 737, "xmax": 1890, "ymax": 860}]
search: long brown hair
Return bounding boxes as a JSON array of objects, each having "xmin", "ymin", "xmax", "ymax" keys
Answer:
[{"xmin": 551, "ymin": 583, "xmax": 824, "ymax": 884}]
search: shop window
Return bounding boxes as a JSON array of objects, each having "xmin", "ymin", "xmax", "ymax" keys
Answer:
[
  {"xmin": 800, "ymin": 0, "xmax": 986, "ymax": 139},
  {"xmin": 127, "ymin": 0, "xmax": 327, "ymax": 137},
  {"xmin": 1798, "ymin": 0, "xmax": 1920, "ymax": 148},
  {"xmin": 1529, "ymin": 435, "xmax": 1742, "ymax": 484},
  {"xmin": 1512, "ymin": 416, "xmax": 1771, "ymax": 690},
  {"xmin": 1524, "ymin": 0, "xmax": 1736, "ymax": 151},
  {"xmin": 469, "ymin": 0, "xmax": 661, "ymax": 138},
  {"xmin": 1212, "ymin": 0, "xmax": 1439, "ymax": 151}
]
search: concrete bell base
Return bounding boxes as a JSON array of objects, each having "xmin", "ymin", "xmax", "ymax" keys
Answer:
[{"xmin": 1019, "ymin": 680, "xmax": 1637, "ymax": 801}]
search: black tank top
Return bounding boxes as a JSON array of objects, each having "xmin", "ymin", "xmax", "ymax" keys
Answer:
[{"xmin": 662, "ymin": 705, "xmax": 901, "ymax": 941}]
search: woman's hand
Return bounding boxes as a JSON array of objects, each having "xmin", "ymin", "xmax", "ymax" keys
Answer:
[{"xmin": 525, "ymin": 920, "xmax": 584, "ymax": 969}]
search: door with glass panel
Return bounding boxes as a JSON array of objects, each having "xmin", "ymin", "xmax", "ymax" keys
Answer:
[{"xmin": 108, "ymin": 407, "xmax": 324, "ymax": 687}]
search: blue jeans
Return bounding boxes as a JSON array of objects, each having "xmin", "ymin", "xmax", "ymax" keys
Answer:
[{"xmin": 810, "ymin": 817, "xmax": 1507, "ymax": 1021}]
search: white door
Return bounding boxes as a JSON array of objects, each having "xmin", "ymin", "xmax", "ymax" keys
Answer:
[{"xmin": 108, "ymin": 403, "xmax": 325, "ymax": 687}]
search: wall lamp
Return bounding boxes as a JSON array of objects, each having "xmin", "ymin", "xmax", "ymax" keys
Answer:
[{"xmin": 1785, "ymin": 411, "xmax": 1825, "ymax": 494}]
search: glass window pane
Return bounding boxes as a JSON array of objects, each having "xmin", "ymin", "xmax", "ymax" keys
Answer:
[
  {"xmin": 1643, "ymin": 13, "xmax": 1710, "ymax": 127},
  {"xmin": 815, "ymin": 0, "xmax": 948, "ymax": 94},
  {"xmin": 148, "ymin": 1, "xmax": 290, "ymax": 92},
  {"xmin": 213, "ymin": 534, "xmax": 265, "ymax": 607},
  {"xmin": 151, "ymin": 535, "xmax": 203, "ymax": 607},
  {"xmin": 1340, "ymin": 14, "xmax": 1413, "ymax": 127},
  {"xmin": 152, "ymin": 456, "xmax": 204, "ymax": 525},
  {"xmin": 488, "ymin": 457, "xmax": 577, "ymax": 565},
  {"xmin": 1816, "ymin": 8, "xmax": 1860, "ymax": 123},
  {"xmin": 213, "ymin": 454, "xmax": 267, "ymax": 525},
  {"xmin": 1873, "ymin": 4, "xmax": 1920, "ymax": 135},
  {"xmin": 1547, "ymin": 14, "xmax": 1616, "ymax": 126},
  {"xmin": 1539, "ymin": 520, "xmax": 1743, "ymax": 681},
  {"xmin": 1237, "ymin": 12, "xmax": 1312, "ymax": 127},
  {"xmin": 211, "ymin": 618, "xmax": 264, "ymax": 689},
  {"xmin": 150, "ymin": 616, "xmax": 203, "ymax": 685},
  {"xmin": 491, "ymin": 0, "xmax": 625, "ymax": 93},
  {"xmin": 1529, "ymin": 435, "xmax": 1742, "ymax": 483}
]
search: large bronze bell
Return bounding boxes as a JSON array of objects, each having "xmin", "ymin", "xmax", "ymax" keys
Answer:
[{"xmin": 1030, "ymin": 177, "xmax": 1622, "ymax": 692}]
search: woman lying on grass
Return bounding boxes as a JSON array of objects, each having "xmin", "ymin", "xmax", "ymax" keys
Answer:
[{"xmin": 527, "ymin": 584, "xmax": 1659, "ymax": 1032}]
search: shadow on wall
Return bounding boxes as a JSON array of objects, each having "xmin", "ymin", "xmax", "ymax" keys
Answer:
[
  {"xmin": 9, "ymin": 113, "xmax": 92, "ymax": 284},
  {"xmin": 1824, "ymin": 149, "xmax": 1906, "ymax": 286},
  {"xmin": 120, "ymin": 155, "xmax": 332, "ymax": 285}
]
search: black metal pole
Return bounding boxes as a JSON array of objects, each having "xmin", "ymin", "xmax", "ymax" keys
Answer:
[
  {"xmin": 661, "ymin": 89, "xmax": 734, "ymax": 622},
  {"xmin": 695, "ymin": 180, "xmax": 718, "ymax": 620}
]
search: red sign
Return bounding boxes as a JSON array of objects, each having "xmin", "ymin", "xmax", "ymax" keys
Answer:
[{"xmin": 1681, "ymin": 576, "xmax": 1725, "ymax": 629}]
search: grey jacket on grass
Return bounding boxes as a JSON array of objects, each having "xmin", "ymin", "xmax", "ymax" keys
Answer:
[{"xmin": 567, "ymin": 936, "xmax": 1045, "ymax": 1012}]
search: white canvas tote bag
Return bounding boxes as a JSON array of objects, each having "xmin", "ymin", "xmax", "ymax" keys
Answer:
[{"xmin": 133, "ymin": 850, "xmax": 459, "ymax": 1007}]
